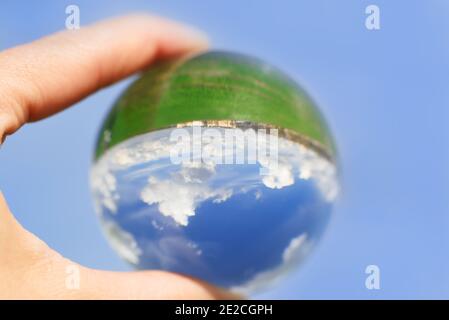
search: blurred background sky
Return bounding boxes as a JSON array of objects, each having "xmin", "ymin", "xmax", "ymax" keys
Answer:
[{"xmin": 1, "ymin": 0, "xmax": 449, "ymax": 299}]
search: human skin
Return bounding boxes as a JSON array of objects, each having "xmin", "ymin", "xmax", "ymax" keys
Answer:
[{"xmin": 0, "ymin": 14, "xmax": 236, "ymax": 299}]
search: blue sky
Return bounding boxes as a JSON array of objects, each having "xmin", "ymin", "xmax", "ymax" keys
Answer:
[{"xmin": 1, "ymin": 0, "xmax": 449, "ymax": 299}]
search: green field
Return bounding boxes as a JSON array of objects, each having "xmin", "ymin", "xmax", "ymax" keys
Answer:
[{"xmin": 95, "ymin": 51, "xmax": 336, "ymax": 159}]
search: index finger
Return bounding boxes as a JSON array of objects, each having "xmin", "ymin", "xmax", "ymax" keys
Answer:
[{"xmin": 0, "ymin": 14, "xmax": 208, "ymax": 141}]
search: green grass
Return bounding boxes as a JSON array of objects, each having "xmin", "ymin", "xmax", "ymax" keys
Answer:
[{"xmin": 95, "ymin": 51, "xmax": 336, "ymax": 159}]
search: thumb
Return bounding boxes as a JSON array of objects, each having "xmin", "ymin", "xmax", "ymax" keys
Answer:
[
  {"xmin": 78, "ymin": 269, "xmax": 240, "ymax": 300},
  {"xmin": 0, "ymin": 190, "xmax": 13, "ymax": 220},
  {"xmin": 0, "ymin": 191, "xmax": 238, "ymax": 299}
]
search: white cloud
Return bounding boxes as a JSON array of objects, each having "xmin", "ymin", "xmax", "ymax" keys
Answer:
[
  {"xmin": 231, "ymin": 233, "xmax": 311, "ymax": 295},
  {"xmin": 111, "ymin": 131, "xmax": 173, "ymax": 168},
  {"xmin": 258, "ymin": 138, "xmax": 339, "ymax": 202},
  {"xmin": 102, "ymin": 220, "xmax": 142, "ymax": 265},
  {"xmin": 140, "ymin": 165, "xmax": 233, "ymax": 226},
  {"xmin": 294, "ymin": 146, "xmax": 339, "ymax": 202},
  {"xmin": 90, "ymin": 163, "xmax": 119, "ymax": 214},
  {"xmin": 151, "ymin": 219, "xmax": 164, "ymax": 231},
  {"xmin": 260, "ymin": 162, "xmax": 295, "ymax": 189},
  {"xmin": 139, "ymin": 236, "xmax": 208, "ymax": 271},
  {"xmin": 283, "ymin": 233, "xmax": 308, "ymax": 261}
]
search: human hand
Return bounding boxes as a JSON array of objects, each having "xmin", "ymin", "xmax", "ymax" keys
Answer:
[{"xmin": 0, "ymin": 14, "xmax": 235, "ymax": 299}]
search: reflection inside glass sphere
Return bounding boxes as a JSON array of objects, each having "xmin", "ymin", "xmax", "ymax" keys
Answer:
[{"xmin": 91, "ymin": 121, "xmax": 339, "ymax": 295}]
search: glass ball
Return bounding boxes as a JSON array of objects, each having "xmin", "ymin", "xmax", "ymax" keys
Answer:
[{"xmin": 91, "ymin": 51, "xmax": 339, "ymax": 295}]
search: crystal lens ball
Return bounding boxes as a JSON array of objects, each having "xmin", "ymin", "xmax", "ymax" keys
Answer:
[{"xmin": 91, "ymin": 51, "xmax": 339, "ymax": 294}]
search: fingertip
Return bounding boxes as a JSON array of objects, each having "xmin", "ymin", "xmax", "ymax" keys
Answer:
[
  {"xmin": 212, "ymin": 287, "xmax": 245, "ymax": 300},
  {"xmin": 109, "ymin": 13, "xmax": 210, "ymax": 54},
  {"xmin": 171, "ymin": 23, "xmax": 210, "ymax": 49},
  {"xmin": 79, "ymin": 269, "xmax": 239, "ymax": 300},
  {"xmin": 125, "ymin": 13, "xmax": 209, "ymax": 44},
  {"xmin": 0, "ymin": 115, "xmax": 8, "ymax": 145}
]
